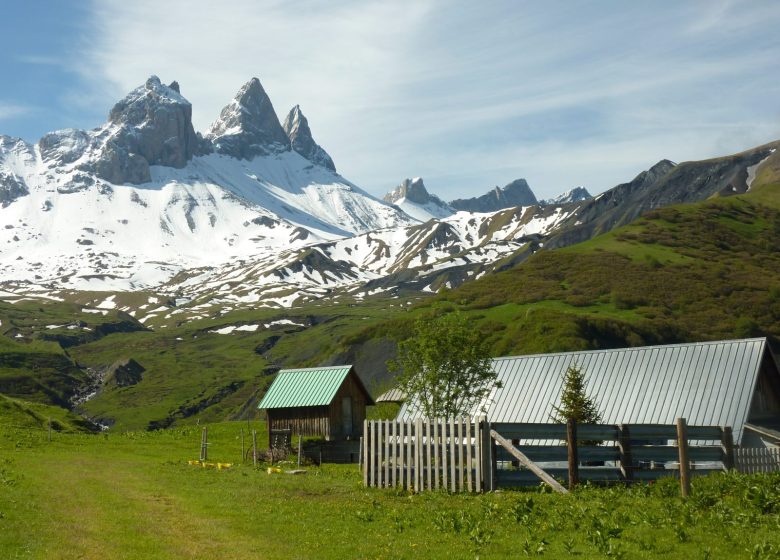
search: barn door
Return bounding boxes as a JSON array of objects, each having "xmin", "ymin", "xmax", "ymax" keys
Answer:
[{"xmin": 342, "ymin": 396, "xmax": 353, "ymax": 437}]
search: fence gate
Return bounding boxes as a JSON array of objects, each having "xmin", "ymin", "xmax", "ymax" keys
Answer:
[{"xmin": 362, "ymin": 416, "xmax": 490, "ymax": 492}]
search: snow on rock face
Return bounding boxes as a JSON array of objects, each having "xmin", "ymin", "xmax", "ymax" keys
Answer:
[
  {"xmin": 383, "ymin": 177, "xmax": 453, "ymax": 222},
  {"xmin": 0, "ymin": 136, "xmax": 33, "ymax": 207},
  {"xmin": 282, "ymin": 105, "xmax": 335, "ymax": 171},
  {"xmin": 207, "ymin": 77, "xmax": 291, "ymax": 159},
  {"xmin": 163, "ymin": 203, "xmax": 573, "ymax": 307},
  {"xmin": 540, "ymin": 186, "xmax": 593, "ymax": 206}
]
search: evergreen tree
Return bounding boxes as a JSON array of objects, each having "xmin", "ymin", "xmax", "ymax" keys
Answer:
[{"xmin": 550, "ymin": 362, "xmax": 602, "ymax": 425}]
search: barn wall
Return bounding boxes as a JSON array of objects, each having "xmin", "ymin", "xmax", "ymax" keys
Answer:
[{"xmin": 749, "ymin": 363, "xmax": 780, "ymax": 419}]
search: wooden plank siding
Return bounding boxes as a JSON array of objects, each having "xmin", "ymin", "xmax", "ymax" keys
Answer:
[
  {"xmin": 267, "ymin": 405, "xmax": 330, "ymax": 441},
  {"xmin": 327, "ymin": 370, "xmax": 369, "ymax": 440}
]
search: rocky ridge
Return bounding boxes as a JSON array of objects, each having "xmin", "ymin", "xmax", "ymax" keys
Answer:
[{"xmin": 283, "ymin": 105, "xmax": 336, "ymax": 171}]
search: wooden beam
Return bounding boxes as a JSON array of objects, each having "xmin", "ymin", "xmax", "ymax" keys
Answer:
[
  {"xmin": 567, "ymin": 418, "xmax": 579, "ymax": 490},
  {"xmin": 676, "ymin": 417, "xmax": 691, "ymax": 498},
  {"xmin": 618, "ymin": 423, "xmax": 634, "ymax": 482},
  {"xmin": 721, "ymin": 425, "xmax": 735, "ymax": 471},
  {"xmin": 490, "ymin": 429, "xmax": 568, "ymax": 494}
]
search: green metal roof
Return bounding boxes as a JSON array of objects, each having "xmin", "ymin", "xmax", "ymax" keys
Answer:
[{"xmin": 258, "ymin": 365, "xmax": 354, "ymax": 409}]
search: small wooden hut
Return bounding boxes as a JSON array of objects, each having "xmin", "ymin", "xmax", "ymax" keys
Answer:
[{"xmin": 258, "ymin": 365, "xmax": 374, "ymax": 445}]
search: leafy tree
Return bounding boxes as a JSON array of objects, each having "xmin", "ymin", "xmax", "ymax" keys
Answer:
[
  {"xmin": 388, "ymin": 312, "xmax": 500, "ymax": 418},
  {"xmin": 550, "ymin": 362, "xmax": 602, "ymax": 425}
]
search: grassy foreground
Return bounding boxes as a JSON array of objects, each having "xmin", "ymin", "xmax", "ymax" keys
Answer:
[{"xmin": 1, "ymin": 417, "xmax": 780, "ymax": 559}]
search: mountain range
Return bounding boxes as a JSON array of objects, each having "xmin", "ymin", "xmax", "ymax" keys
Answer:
[
  {"xmin": 2, "ymin": 74, "xmax": 780, "ymax": 430},
  {"xmin": 1, "ymin": 74, "xmax": 778, "ymax": 323}
]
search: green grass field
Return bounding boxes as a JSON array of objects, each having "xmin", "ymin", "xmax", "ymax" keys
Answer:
[{"xmin": 1, "ymin": 408, "xmax": 779, "ymax": 559}]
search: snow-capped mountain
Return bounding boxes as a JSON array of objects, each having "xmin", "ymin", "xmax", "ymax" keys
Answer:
[
  {"xmin": 540, "ymin": 186, "xmax": 592, "ymax": 205},
  {"xmin": 3, "ymin": 74, "xmax": 777, "ymax": 315},
  {"xmin": 0, "ymin": 76, "xmax": 414, "ymax": 291},
  {"xmin": 383, "ymin": 177, "xmax": 454, "ymax": 221}
]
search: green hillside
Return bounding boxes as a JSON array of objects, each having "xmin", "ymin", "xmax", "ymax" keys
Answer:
[
  {"xmin": 406, "ymin": 181, "xmax": 780, "ymax": 355},
  {"xmin": 2, "ymin": 175, "xmax": 780, "ymax": 430}
]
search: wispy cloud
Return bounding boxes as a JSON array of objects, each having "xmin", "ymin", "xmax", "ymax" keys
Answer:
[
  {"xmin": 15, "ymin": 54, "xmax": 62, "ymax": 66},
  {"xmin": 0, "ymin": 103, "xmax": 33, "ymax": 121},
  {"xmin": 72, "ymin": 0, "xmax": 780, "ymax": 199}
]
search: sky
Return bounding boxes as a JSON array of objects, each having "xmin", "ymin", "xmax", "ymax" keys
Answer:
[{"xmin": 1, "ymin": 1, "xmax": 779, "ymax": 201}]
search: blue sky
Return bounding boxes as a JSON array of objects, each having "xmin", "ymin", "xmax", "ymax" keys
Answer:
[{"xmin": 1, "ymin": 1, "xmax": 779, "ymax": 200}]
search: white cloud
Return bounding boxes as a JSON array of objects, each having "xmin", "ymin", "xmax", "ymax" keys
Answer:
[{"xmin": 74, "ymin": 0, "xmax": 780, "ymax": 200}]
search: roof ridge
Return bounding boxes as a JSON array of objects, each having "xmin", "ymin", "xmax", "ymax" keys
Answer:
[
  {"xmin": 278, "ymin": 364, "xmax": 353, "ymax": 373},
  {"xmin": 492, "ymin": 337, "xmax": 767, "ymax": 362}
]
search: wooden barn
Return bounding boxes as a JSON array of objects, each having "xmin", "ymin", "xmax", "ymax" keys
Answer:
[
  {"xmin": 258, "ymin": 365, "xmax": 374, "ymax": 445},
  {"xmin": 399, "ymin": 337, "xmax": 780, "ymax": 448}
]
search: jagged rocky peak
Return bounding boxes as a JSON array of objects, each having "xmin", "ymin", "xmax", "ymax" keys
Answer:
[
  {"xmin": 106, "ymin": 75, "xmax": 199, "ymax": 168},
  {"xmin": 207, "ymin": 77, "xmax": 291, "ymax": 159},
  {"xmin": 282, "ymin": 105, "xmax": 336, "ymax": 171},
  {"xmin": 541, "ymin": 186, "xmax": 593, "ymax": 206},
  {"xmin": 385, "ymin": 177, "xmax": 435, "ymax": 205},
  {"xmin": 44, "ymin": 75, "xmax": 203, "ymax": 186},
  {"xmin": 450, "ymin": 178, "xmax": 538, "ymax": 212}
]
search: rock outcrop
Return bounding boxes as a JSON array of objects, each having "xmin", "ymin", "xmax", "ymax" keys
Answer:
[
  {"xmin": 283, "ymin": 105, "xmax": 336, "ymax": 171},
  {"xmin": 0, "ymin": 136, "xmax": 32, "ymax": 207},
  {"xmin": 450, "ymin": 178, "xmax": 538, "ymax": 212}
]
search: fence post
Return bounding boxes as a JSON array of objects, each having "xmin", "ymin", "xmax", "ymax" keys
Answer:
[
  {"xmin": 676, "ymin": 417, "xmax": 691, "ymax": 498},
  {"xmin": 362, "ymin": 419, "xmax": 368, "ymax": 486},
  {"xmin": 567, "ymin": 418, "xmax": 579, "ymax": 490},
  {"xmin": 449, "ymin": 418, "xmax": 457, "ymax": 492},
  {"xmin": 384, "ymin": 419, "xmax": 390, "ymax": 487},
  {"xmin": 408, "ymin": 418, "xmax": 414, "ymax": 491},
  {"xmin": 480, "ymin": 417, "xmax": 494, "ymax": 491},
  {"xmin": 618, "ymin": 424, "xmax": 633, "ymax": 482},
  {"xmin": 371, "ymin": 420, "xmax": 378, "ymax": 487},
  {"xmin": 252, "ymin": 429, "xmax": 258, "ymax": 467},
  {"xmin": 390, "ymin": 420, "xmax": 397, "ymax": 488},
  {"xmin": 48, "ymin": 417, "xmax": 52, "ymax": 443},
  {"xmin": 721, "ymin": 426, "xmax": 735, "ymax": 471},
  {"xmin": 241, "ymin": 428, "xmax": 245, "ymax": 462}
]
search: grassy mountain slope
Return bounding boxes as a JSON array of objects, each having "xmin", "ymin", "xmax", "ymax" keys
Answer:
[
  {"xmin": 2, "ymin": 152, "xmax": 780, "ymax": 430},
  {"xmin": 0, "ymin": 393, "xmax": 96, "ymax": 433},
  {"xmin": 402, "ymin": 170, "xmax": 780, "ymax": 356},
  {"xmin": 66, "ymin": 298, "xmax": 420, "ymax": 430}
]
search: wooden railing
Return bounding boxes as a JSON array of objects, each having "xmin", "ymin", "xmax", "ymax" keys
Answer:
[{"xmin": 363, "ymin": 417, "xmax": 743, "ymax": 495}]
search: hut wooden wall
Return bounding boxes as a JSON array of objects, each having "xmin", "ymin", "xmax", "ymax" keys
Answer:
[
  {"xmin": 267, "ymin": 406, "xmax": 330, "ymax": 440},
  {"xmin": 328, "ymin": 371, "xmax": 369, "ymax": 439}
]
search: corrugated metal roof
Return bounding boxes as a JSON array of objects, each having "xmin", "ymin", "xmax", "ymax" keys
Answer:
[
  {"xmin": 258, "ymin": 365, "xmax": 353, "ymax": 409},
  {"xmin": 400, "ymin": 338, "xmax": 770, "ymax": 443},
  {"xmin": 376, "ymin": 388, "xmax": 405, "ymax": 403}
]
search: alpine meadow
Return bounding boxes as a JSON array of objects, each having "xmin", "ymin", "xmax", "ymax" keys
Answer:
[{"xmin": 2, "ymin": 2, "xmax": 780, "ymax": 559}]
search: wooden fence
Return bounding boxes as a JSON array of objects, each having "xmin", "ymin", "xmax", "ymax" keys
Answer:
[
  {"xmin": 736, "ymin": 447, "xmax": 780, "ymax": 473},
  {"xmin": 362, "ymin": 417, "xmax": 490, "ymax": 492},
  {"xmin": 363, "ymin": 417, "xmax": 746, "ymax": 494}
]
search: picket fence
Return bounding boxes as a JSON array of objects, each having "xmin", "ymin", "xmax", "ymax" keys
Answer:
[
  {"xmin": 736, "ymin": 447, "xmax": 780, "ymax": 473},
  {"xmin": 361, "ymin": 417, "xmax": 490, "ymax": 492}
]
